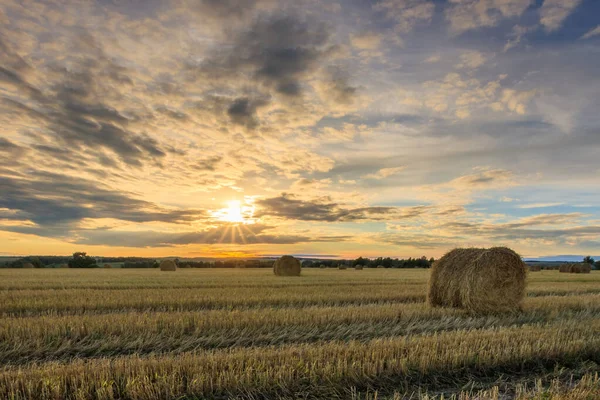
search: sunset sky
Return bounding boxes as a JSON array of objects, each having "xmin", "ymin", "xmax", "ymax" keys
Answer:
[{"xmin": 1, "ymin": 0, "xmax": 599, "ymax": 259}]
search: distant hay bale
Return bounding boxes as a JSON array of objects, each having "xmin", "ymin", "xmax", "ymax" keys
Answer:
[
  {"xmin": 159, "ymin": 260, "xmax": 177, "ymax": 271},
  {"xmin": 103, "ymin": 264, "xmax": 112, "ymax": 268},
  {"xmin": 354, "ymin": 266, "xmax": 363, "ymax": 270},
  {"xmin": 338, "ymin": 265, "xmax": 347, "ymax": 270},
  {"xmin": 377, "ymin": 265, "xmax": 385, "ymax": 269},
  {"xmin": 559, "ymin": 264, "xmax": 573, "ymax": 273},
  {"xmin": 528, "ymin": 265, "xmax": 541, "ymax": 272},
  {"xmin": 273, "ymin": 256, "xmax": 301, "ymax": 276},
  {"xmin": 569, "ymin": 263, "xmax": 592, "ymax": 274},
  {"xmin": 22, "ymin": 262, "xmax": 34, "ymax": 269},
  {"xmin": 319, "ymin": 264, "xmax": 326, "ymax": 269},
  {"xmin": 427, "ymin": 247, "xmax": 527, "ymax": 313}
]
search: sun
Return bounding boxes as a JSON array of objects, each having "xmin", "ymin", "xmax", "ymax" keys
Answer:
[
  {"xmin": 214, "ymin": 199, "xmax": 256, "ymax": 224},
  {"xmin": 222, "ymin": 200, "xmax": 244, "ymax": 223}
]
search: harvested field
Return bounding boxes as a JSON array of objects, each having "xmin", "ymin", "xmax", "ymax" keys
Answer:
[{"xmin": 0, "ymin": 268, "xmax": 598, "ymax": 399}]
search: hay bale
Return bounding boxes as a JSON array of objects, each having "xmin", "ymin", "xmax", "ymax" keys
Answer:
[
  {"xmin": 559, "ymin": 263, "xmax": 573, "ymax": 273},
  {"xmin": 427, "ymin": 247, "xmax": 526, "ymax": 313},
  {"xmin": 571, "ymin": 263, "xmax": 592, "ymax": 274},
  {"xmin": 273, "ymin": 255, "xmax": 301, "ymax": 276},
  {"xmin": 22, "ymin": 262, "xmax": 34, "ymax": 269},
  {"xmin": 159, "ymin": 259, "xmax": 177, "ymax": 271},
  {"xmin": 376, "ymin": 265, "xmax": 385, "ymax": 269},
  {"xmin": 528, "ymin": 265, "xmax": 541, "ymax": 272},
  {"xmin": 103, "ymin": 264, "xmax": 112, "ymax": 268},
  {"xmin": 338, "ymin": 265, "xmax": 347, "ymax": 270},
  {"xmin": 319, "ymin": 264, "xmax": 326, "ymax": 269},
  {"xmin": 354, "ymin": 266, "xmax": 363, "ymax": 270}
]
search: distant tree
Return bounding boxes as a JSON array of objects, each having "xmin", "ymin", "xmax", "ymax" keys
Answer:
[
  {"xmin": 353, "ymin": 257, "xmax": 368, "ymax": 267},
  {"xmin": 68, "ymin": 252, "xmax": 97, "ymax": 268},
  {"xmin": 29, "ymin": 257, "xmax": 44, "ymax": 268},
  {"xmin": 583, "ymin": 256, "xmax": 595, "ymax": 265},
  {"xmin": 595, "ymin": 261, "xmax": 600, "ymax": 270}
]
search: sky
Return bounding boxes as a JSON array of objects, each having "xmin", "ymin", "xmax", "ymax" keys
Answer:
[{"xmin": 0, "ymin": 0, "xmax": 599, "ymax": 259}]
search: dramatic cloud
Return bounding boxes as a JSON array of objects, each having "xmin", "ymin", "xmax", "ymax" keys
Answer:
[
  {"xmin": 0, "ymin": 0, "xmax": 599, "ymax": 257},
  {"xmin": 0, "ymin": 172, "xmax": 205, "ymax": 227}
]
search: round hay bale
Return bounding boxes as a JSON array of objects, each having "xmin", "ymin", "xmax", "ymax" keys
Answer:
[
  {"xmin": 159, "ymin": 259, "xmax": 177, "ymax": 271},
  {"xmin": 354, "ymin": 266, "xmax": 363, "ymax": 270},
  {"xmin": 427, "ymin": 247, "xmax": 526, "ymax": 313},
  {"xmin": 22, "ymin": 262, "xmax": 34, "ymax": 269},
  {"xmin": 103, "ymin": 264, "xmax": 112, "ymax": 268},
  {"xmin": 559, "ymin": 264, "xmax": 572, "ymax": 273},
  {"xmin": 571, "ymin": 263, "xmax": 591, "ymax": 274},
  {"xmin": 273, "ymin": 256, "xmax": 301, "ymax": 276},
  {"xmin": 528, "ymin": 265, "xmax": 541, "ymax": 272},
  {"xmin": 338, "ymin": 265, "xmax": 347, "ymax": 270},
  {"xmin": 319, "ymin": 264, "xmax": 326, "ymax": 269}
]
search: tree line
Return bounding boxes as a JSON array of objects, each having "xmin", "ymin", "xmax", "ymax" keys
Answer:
[{"xmin": 2, "ymin": 253, "xmax": 599, "ymax": 269}]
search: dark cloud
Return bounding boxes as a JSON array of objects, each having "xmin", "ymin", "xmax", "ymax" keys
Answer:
[
  {"xmin": 227, "ymin": 96, "xmax": 269, "ymax": 128},
  {"xmin": 0, "ymin": 137, "xmax": 27, "ymax": 159},
  {"xmin": 200, "ymin": 14, "xmax": 332, "ymax": 98},
  {"xmin": 194, "ymin": 155, "xmax": 223, "ymax": 171},
  {"xmin": 256, "ymin": 193, "xmax": 406, "ymax": 222},
  {"xmin": 0, "ymin": 171, "xmax": 205, "ymax": 227},
  {"xmin": 322, "ymin": 66, "xmax": 358, "ymax": 105}
]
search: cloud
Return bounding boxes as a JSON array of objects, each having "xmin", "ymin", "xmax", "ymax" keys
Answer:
[
  {"xmin": 539, "ymin": 0, "xmax": 583, "ymax": 32},
  {"xmin": 517, "ymin": 202, "xmax": 564, "ymax": 209},
  {"xmin": 257, "ymin": 193, "xmax": 404, "ymax": 222},
  {"xmin": 362, "ymin": 166, "xmax": 405, "ymax": 180},
  {"xmin": 0, "ymin": 172, "xmax": 205, "ymax": 227},
  {"xmin": 491, "ymin": 88, "xmax": 537, "ymax": 115},
  {"xmin": 350, "ymin": 32, "xmax": 383, "ymax": 50},
  {"xmin": 447, "ymin": 168, "xmax": 514, "ymax": 189},
  {"xmin": 455, "ymin": 51, "xmax": 488, "ymax": 69},
  {"xmin": 445, "ymin": 0, "xmax": 534, "ymax": 35},
  {"xmin": 581, "ymin": 25, "xmax": 600, "ymax": 40},
  {"xmin": 69, "ymin": 223, "xmax": 348, "ymax": 247},
  {"xmin": 198, "ymin": 13, "xmax": 332, "ymax": 98},
  {"xmin": 227, "ymin": 96, "xmax": 270, "ymax": 128},
  {"xmin": 374, "ymin": 0, "xmax": 435, "ymax": 33}
]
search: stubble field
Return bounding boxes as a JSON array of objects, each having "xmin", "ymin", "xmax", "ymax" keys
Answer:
[{"xmin": 0, "ymin": 268, "xmax": 599, "ymax": 399}]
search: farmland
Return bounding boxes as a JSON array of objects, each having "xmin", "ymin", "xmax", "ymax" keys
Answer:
[{"xmin": 0, "ymin": 268, "xmax": 599, "ymax": 399}]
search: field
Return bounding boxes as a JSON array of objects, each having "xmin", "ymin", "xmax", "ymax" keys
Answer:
[{"xmin": 0, "ymin": 268, "xmax": 599, "ymax": 399}]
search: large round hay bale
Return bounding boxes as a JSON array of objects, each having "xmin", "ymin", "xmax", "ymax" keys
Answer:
[
  {"xmin": 354, "ymin": 266, "xmax": 363, "ymax": 270},
  {"xmin": 338, "ymin": 265, "xmax": 347, "ymax": 270},
  {"xmin": 22, "ymin": 262, "xmax": 34, "ymax": 269},
  {"xmin": 273, "ymin": 256, "xmax": 301, "ymax": 276},
  {"xmin": 159, "ymin": 259, "xmax": 177, "ymax": 271},
  {"xmin": 427, "ymin": 247, "xmax": 527, "ymax": 313}
]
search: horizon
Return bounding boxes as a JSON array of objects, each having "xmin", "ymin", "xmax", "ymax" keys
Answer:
[{"xmin": 1, "ymin": 0, "xmax": 600, "ymax": 258}]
